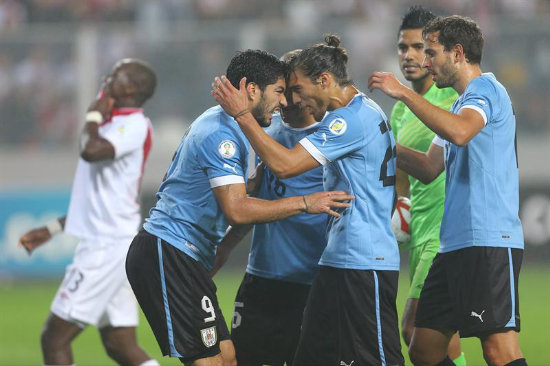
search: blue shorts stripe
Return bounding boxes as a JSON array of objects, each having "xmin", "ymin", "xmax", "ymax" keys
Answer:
[
  {"xmin": 505, "ymin": 248, "xmax": 516, "ymax": 327},
  {"xmin": 157, "ymin": 238, "xmax": 182, "ymax": 358},
  {"xmin": 373, "ymin": 271, "xmax": 386, "ymax": 366}
]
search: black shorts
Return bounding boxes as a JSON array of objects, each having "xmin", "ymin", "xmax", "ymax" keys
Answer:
[
  {"xmin": 125, "ymin": 230, "xmax": 230, "ymax": 363},
  {"xmin": 293, "ymin": 266, "xmax": 404, "ymax": 366},
  {"xmin": 415, "ymin": 246, "xmax": 522, "ymax": 338},
  {"xmin": 230, "ymin": 273, "xmax": 311, "ymax": 366}
]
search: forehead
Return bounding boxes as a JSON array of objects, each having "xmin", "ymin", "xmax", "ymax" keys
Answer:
[
  {"xmin": 398, "ymin": 28, "xmax": 424, "ymax": 44},
  {"xmin": 424, "ymin": 31, "xmax": 442, "ymax": 49},
  {"xmin": 265, "ymin": 76, "xmax": 286, "ymax": 90},
  {"xmin": 288, "ymin": 69, "xmax": 310, "ymax": 87}
]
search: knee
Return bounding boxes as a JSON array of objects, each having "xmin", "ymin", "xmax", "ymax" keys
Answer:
[
  {"xmin": 408, "ymin": 345, "xmax": 431, "ymax": 366},
  {"xmin": 41, "ymin": 321, "xmax": 62, "ymax": 350},
  {"xmin": 102, "ymin": 336, "xmax": 127, "ymax": 361},
  {"xmin": 482, "ymin": 346, "xmax": 503, "ymax": 366}
]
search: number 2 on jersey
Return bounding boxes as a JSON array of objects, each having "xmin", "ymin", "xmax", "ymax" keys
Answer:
[{"xmin": 379, "ymin": 121, "xmax": 396, "ymax": 187}]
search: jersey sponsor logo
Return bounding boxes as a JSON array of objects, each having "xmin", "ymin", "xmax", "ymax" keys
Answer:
[
  {"xmin": 328, "ymin": 118, "xmax": 347, "ymax": 136},
  {"xmin": 218, "ymin": 140, "xmax": 236, "ymax": 158},
  {"xmin": 200, "ymin": 326, "xmax": 217, "ymax": 347}
]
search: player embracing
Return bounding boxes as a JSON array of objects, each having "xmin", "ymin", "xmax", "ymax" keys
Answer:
[
  {"xmin": 389, "ymin": 6, "xmax": 466, "ymax": 366},
  {"xmin": 125, "ymin": 49, "xmax": 352, "ymax": 366},
  {"xmin": 213, "ymin": 35, "xmax": 404, "ymax": 366},
  {"xmin": 370, "ymin": 15, "xmax": 527, "ymax": 366},
  {"xmin": 18, "ymin": 59, "xmax": 159, "ymax": 366}
]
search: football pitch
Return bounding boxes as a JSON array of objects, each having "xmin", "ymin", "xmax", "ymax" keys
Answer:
[{"xmin": 0, "ymin": 266, "xmax": 548, "ymax": 365}]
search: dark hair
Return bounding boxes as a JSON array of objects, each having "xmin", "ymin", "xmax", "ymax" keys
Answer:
[
  {"xmin": 398, "ymin": 5, "xmax": 436, "ymax": 35},
  {"xmin": 226, "ymin": 50, "xmax": 287, "ymax": 92},
  {"xmin": 289, "ymin": 34, "xmax": 352, "ymax": 86},
  {"xmin": 122, "ymin": 59, "xmax": 157, "ymax": 106},
  {"xmin": 423, "ymin": 15, "xmax": 484, "ymax": 64}
]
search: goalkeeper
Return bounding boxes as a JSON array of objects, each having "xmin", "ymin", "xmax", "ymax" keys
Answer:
[{"xmin": 389, "ymin": 7, "xmax": 465, "ymax": 365}]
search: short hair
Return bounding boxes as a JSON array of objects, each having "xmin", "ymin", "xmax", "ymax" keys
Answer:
[
  {"xmin": 289, "ymin": 34, "xmax": 352, "ymax": 86},
  {"xmin": 226, "ymin": 50, "xmax": 287, "ymax": 92},
  {"xmin": 398, "ymin": 5, "xmax": 436, "ymax": 35},
  {"xmin": 423, "ymin": 15, "xmax": 484, "ymax": 64},
  {"xmin": 121, "ymin": 59, "xmax": 157, "ymax": 106}
]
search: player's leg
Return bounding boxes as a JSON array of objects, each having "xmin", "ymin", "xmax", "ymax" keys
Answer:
[
  {"xmin": 219, "ymin": 340, "xmax": 237, "ymax": 366},
  {"xmin": 409, "ymin": 252, "xmax": 457, "ymax": 365},
  {"xmin": 479, "ymin": 330, "xmax": 524, "ymax": 366},
  {"xmin": 41, "ymin": 313, "xmax": 83, "ymax": 365},
  {"xmin": 454, "ymin": 247, "xmax": 526, "ymax": 366},
  {"xmin": 99, "ymin": 326, "xmax": 156, "ymax": 365},
  {"xmin": 97, "ymin": 274, "xmax": 157, "ymax": 365},
  {"xmin": 127, "ymin": 231, "xmax": 234, "ymax": 365}
]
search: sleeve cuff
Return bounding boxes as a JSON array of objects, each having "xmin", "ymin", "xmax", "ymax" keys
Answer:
[
  {"xmin": 459, "ymin": 105, "xmax": 488, "ymax": 125},
  {"xmin": 209, "ymin": 175, "xmax": 245, "ymax": 188},
  {"xmin": 299, "ymin": 137, "xmax": 330, "ymax": 165}
]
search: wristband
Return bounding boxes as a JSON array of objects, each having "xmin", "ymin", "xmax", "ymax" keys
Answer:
[
  {"xmin": 85, "ymin": 111, "xmax": 103, "ymax": 124},
  {"xmin": 46, "ymin": 219, "xmax": 63, "ymax": 236},
  {"xmin": 302, "ymin": 195, "xmax": 309, "ymax": 213},
  {"xmin": 233, "ymin": 109, "xmax": 250, "ymax": 120}
]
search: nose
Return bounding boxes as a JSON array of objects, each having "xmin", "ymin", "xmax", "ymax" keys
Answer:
[
  {"xmin": 421, "ymin": 55, "xmax": 430, "ymax": 69},
  {"xmin": 292, "ymin": 91, "xmax": 301, "ymax": 106},
  {"xmin": 279, "ymin": 93, "xmax": 288, "ymax": 108}
]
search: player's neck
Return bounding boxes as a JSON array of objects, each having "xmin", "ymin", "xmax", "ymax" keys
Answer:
[
  {"xmin": 411, "ymin": 76, "xmax": 433, "ymax": 96},
  {"xmin": 327, "ymin": 84, "xmax": 358, "ymax": 110},
  {"xmin": 455, "ymin": 64, "xmax": 482, "ymax": 95},
  {"xmin": 287, "ymin": 117, "xmax": 318, "ymax": 129}
]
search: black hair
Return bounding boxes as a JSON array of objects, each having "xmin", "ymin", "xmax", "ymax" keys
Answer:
[
  {"xmin": 226, "ymin": 50, "xmax": 287, "ymax": 91},
  {"xmin": 423, "ymin": 15, "xmax": 484, "ymax": 64},
  {"xmin": 121, "ymin": 59, "xmax": 157, "ymax": 106},
  {"xmin": 398, "ymin": 5, "xmax": 436, "ymax": 35},
  {"xmin": 289, "ymin": 34, "xmax": 352, "ymax": 86}
]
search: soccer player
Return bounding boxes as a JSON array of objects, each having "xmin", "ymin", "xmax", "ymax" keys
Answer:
[
  {"xmin": 212, "ymin": 36, "xmax": 404, "ymax": 366},
  {"xmin": 18, "ymin": 59, "xmax": 159, "ymax": 366},
  {"xmin": 125, "ymin": 49, "xmax": 352, "ymax": 366},
  {"xmin": 390, "ymin": 6, "xmax": 466, "ymax": 366},
  {"xmin": 211, "ymin": 49, "xmax": 328, "ymax": 366},
  {"xmin": 369, "ymin": 15, "xmax": 526, "ymax": 366}
]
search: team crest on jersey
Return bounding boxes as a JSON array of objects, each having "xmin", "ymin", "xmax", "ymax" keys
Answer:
[
  {"xmin": 218, "ymin": 140, "xmax": 236, "ymax": 158},
  {"xmin": 328, "ymin": 118, "xmax": 347, "ymax": 135},
  {"xmin": 200, "ymin": 326, "xmax": 217, "ymax": 347}
]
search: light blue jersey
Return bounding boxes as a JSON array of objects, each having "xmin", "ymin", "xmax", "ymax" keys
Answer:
[
  {"xmin": 299, "ymin": 93, "xmax": 399, "ymax": 271},
  {"xmin": 247, "ymin": 114, "xmax": 327, "ymax": 285},
  {"xmin": 435, "ymin": 73, "xmax": 524, "ymax": 253},
  {"xmin": 144, "ymin": 105, "xmax": 250, "ymax": 270}
]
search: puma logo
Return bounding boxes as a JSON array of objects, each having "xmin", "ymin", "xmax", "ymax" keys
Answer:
[
  {"xmin": 471, "ymin": 310, "xmax": 485, "ymax": 322},
  {"xmin": 223, "ymin": 163, "xmax": 237, "ymax": 174},
  {"xmin": 340, "ymin": 361, "xmax": 354, "ymax": 366}
]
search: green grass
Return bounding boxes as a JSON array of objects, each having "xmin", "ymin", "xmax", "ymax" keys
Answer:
[{"xmin": 0, "ymin": 265, "xmax": 548, "ymax": 365}]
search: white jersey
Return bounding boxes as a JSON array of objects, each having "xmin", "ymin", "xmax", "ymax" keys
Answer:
[{"xmin": 65, "ymin": 108, "xmax": 153, "ymax": 242}]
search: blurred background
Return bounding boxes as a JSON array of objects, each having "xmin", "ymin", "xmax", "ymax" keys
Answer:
[{"xmin": 0, "ymin": 0, "xmax": 549, "ymax": 363}]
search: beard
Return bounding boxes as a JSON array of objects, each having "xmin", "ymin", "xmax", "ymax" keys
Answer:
[
  {"xmin": 434, "ymin": 58, "xmax": 459, "ymax": 88},
  {"xmin": 251, "ymin": 98, "xmax": 272, "ymax": 127}
]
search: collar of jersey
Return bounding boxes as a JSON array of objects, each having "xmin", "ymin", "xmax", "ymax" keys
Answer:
[{"xmin": 101, "ymin": 108, "xmax": 143, "ymax": 125}]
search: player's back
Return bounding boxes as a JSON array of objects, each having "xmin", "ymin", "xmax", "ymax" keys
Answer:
[
  {"xmin": 248, "ymin": 114, "xmax": 326, "ymax": 285},
  {"xmin": 300, "ymin": 93, "xmax": 398, "ymax": 271},
  {"xmin": 441, "ymin": 73, "xmax": 524, "ymax": 252},
  {"xmin": 144, "ymin": 105, "xmax": 250, "ymax": 269}
]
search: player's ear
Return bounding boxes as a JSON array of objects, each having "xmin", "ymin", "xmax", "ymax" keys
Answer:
[
  {"xmin": 319, "ymin": 72, "xmax": 331, "ymax": 88},
  {"xmin": 453, "ymin": 44, "xmax": 465, "ymax": 62},
  {"xmin": 245, "ymin": 82, "xmax": 259, "ymax": 101}
]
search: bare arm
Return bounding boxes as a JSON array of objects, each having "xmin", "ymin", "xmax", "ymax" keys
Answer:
[
  {"xmin": 210, "ymin": 224, "xmax": 253, "ymax": 277},
  {"xmin": 212, "ymin": 183, "xmax": 353, "ymax": 226},
  {"xmin": 18, "ymin": 216, "xmax": 67, "ymax": 255},
  {"xmin": 368, "ymin": 72, "xmax": 484, "ymax": 146},
  {"xmin": 396, "ymin": 143, "xmax": 444, "ymax": 184},
  {"xmin": 80, "ymin": 89, "xmax": 116, "ymax": 162},
  {"xmin": 395, "ymin": 168, "xmax": 410, "ymax": 197},
  {"xmin": 212, "ymin": 76, "xmax": 320, "ymax": 179}
]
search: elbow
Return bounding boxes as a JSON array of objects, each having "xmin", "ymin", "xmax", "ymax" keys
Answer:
[
  {"xmin": 419, "ymin": 175, "xmax": 436, "ymax": 185},
  {"xmin": 270, "ymin": 163, "xmax": 300, "ymax": 180},
  {"xmin": 80, "ymin": 149, "xmax": 94, "ymax": 162},
  {"xmin": 447, "ymin": 130, "xmax": 471, "ymax": 147},
  {"xmin": 225, "ymin": 211, "xmax": 250, "ymax": 226}
]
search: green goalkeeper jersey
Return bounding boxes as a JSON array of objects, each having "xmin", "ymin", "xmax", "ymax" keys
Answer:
[{"xmin": 390, "ymin": 84, "xmax": 458, "ymax": 249}]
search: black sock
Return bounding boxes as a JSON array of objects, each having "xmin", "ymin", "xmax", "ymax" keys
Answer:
[
  {"xmin": 505, "ymin": 358, "xmax": 527, "ymax": 366},
  {"xmin": 436, "ymin": 356, "xmax": 456, "ymax": 366}
]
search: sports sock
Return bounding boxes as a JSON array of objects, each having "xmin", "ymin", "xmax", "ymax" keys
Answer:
[
  {"xmin": 435, "ymin": 356, "xmax": 456, "ymax": 366},
  {"xmin": 505, "ymin": 359, "xmax": 527, "ymax": 366},
  {"xmin": 453, "ymin": 352, "xmax": 467, "ymax": 366},
  {"xmin": 138, "ymin": 360, "xmax": 160, "ymax": 366}
]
